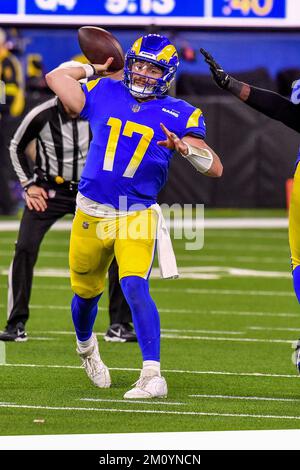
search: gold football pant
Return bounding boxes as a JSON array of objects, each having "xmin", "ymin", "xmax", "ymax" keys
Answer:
[
  {"xmin": 69, "ymin": 208, "xmax": 157, "ymax": 298},
  {"xmin": 289, "ymin": 163, "xmax": 300, "ymax": 271}
]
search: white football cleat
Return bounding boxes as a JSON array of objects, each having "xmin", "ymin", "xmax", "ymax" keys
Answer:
[
  {"xmin": 76, "ymin": 333, "xmax": 111, "ymax": 388},
  {"xmin": 124, "ymin": 371, "xmax": 167, "ymax": 399}
]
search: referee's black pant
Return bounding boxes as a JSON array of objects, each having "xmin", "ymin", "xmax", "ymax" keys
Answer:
[{"xmin": 6, "ymin": 185, "xmax": 131, "ymax": 329}]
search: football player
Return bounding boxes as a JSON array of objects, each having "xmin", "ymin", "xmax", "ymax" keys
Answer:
[
  {"xmin": 46, "ymin": 34, "xmax": 223, "ymax": 398},
  {"xmin": 201, "ymin": 47, "xmax": 300, "ymax": 374}
]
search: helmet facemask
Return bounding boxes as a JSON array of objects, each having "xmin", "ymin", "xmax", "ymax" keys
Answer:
[
  {"xmin": 125, "ymin": 57, "xmax": 176, "ymax": 98},
  {"xmin": 124, "ymin": 34, "xmax": 179, "ymax": 98}
]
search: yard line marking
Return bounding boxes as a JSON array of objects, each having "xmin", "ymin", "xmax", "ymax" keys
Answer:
[
  {"xmin": 29, "ymin": 330, "xmax": 293, "ymax": 344},
  {"xmin": 204, "ymin": 244, "xmax": 289, "ymax": 252},
  {"xmin": 0, "ymin": 403, "xmax": 299, "ymax": 421},
  {"xmin": 249, "ymin": 326, "xmax": 300, "ymax": 332},
  {"xmin": 176, "ymin": 255, "xmax": 287, "ymax": 264},
  {"xmin": 151, "ymin": 288, "xmax": 294, "ymax": 297},
  {"xmin": 2, "ymin": 266, "xmax": 291, "ymax": 280},
  {"xmin": 0, "ymin": 218, "xmax": 289, "ymax": 232},
  {"xmin": 211, "ymin": 310, "xmax": 299, "ymax": 318},
  {"xmin": 161, "ymin": 334, "xmax": 292, "ymax": 344},
  {"xmin": 34, "ymin": 328, "xmax": 244, "ymax": 336},
  {"xmin": 161, "ymin": 328, "xmax": 243, "ymax": 335},
  {"xmin": 1, "ymin": 363, "xmax": 297, "ymax": 378},
  {"xmin": 0, "ymin": 251, "xmax": 68, "ymax": 258},
  {"xmin": 205, "ymin": 232, "xmax": 288, "ymax": 240},
  {"xmin": 0, "ymin": 302, "xmax": 297, "ymax": 318},
  {"xmin": 189, "ymin": 394, "xmax": 300, "ymax": 402},
  {"xmin": 79, "ymin": 398, "xmax": 185, "ymax": 406},
  {"xmin": 29, "ymin": 337, "xmax": 55, "ymax": 341}
]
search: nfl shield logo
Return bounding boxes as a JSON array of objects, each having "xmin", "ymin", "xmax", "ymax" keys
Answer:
[{"xmin": 132, "ymin": 104, "xmax": 140, "ymax": 113}]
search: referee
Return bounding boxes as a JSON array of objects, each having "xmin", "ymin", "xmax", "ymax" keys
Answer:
[{"xmin": 0, "ymin": 65, "xmax": 136, "ymax": 342}]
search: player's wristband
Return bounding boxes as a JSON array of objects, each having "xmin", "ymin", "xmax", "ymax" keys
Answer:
[
  {"xmin": 81, "ymin": 64, "xmax": 96, "ymax": 78},
  {"xmin": 181, "ymin": 141, "xmax": 213, "ymax": 174}
]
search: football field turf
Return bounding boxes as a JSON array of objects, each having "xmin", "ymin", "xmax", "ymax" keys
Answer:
[{"xmin": 1, "ymin": 213, "xmax": 300, "ymax": 436}]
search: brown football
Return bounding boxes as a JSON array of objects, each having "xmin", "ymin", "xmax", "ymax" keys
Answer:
[{"xmin": 78, "ymin": 26, "xmax": 124, "ymax": 72}]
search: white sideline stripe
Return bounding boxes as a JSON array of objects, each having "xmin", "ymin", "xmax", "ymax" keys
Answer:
[
  {"xmin": 0, "ymin": 218, "xmax": 288, "ymax": 232},
  {"xmin": 1, "ymin": 363, "xmax": 298, "ymax": 379},
  {"xmin": 161, "ymin": 334, "xmax": 292, "ymax": 344},
  {"xmin": 29, "ymin": 330, "xmax": 293, "ymax": 344},
  {"xmin": 80, "ymin": 398, "xmax": 185, "ymax": 406},
  {"xmin": 211, "ymin": 310, "xmax": 299, "ymax": 318},
  {"xmin": 0, "ymin": 403, "xmax": 298, "ymax": 421},
  {"xmin": 189, "ymin": 394, "xmax": 300, "ymax": 403},
  {"xmin": 28, "ymin": 337, "xmax": 54, "ymax": 341},
  {"xmin": 1, "ymin": 303, "xmax": 297, "ymax": 318},
  {"xmin": 250, "ymin": 326, "xmax": 300, "ymax": 332},
  {"xmin": 207, "ymin": 232, "xmax": 288, "ymax": 240},
  {"xmin": 1, "ymin": 302, "xmax": 298, "ymax": 319},
  {"xmin": 34, "ymin": 328, "xmax": 244, "ymax": 336},
  {"xmin": 176, "ymin": 256, "xmax": 288, "ymax": 263},
  {"xmin": 161, "ymin": 328, "xmax": 243, "ymax": 335},
  {"xmin": 1, "ymin": 266, "xmax": 292, "ymax": 280},
  {"xmin": 0, "ymin": 251, "xmax": 67, "ymax": 258},
  {"xmin": 205, "ymin": 244, "xmax": 289, "ymax": 252},
  {"xmin": 152, "ymin": 288, "xmax": 294, "ymax": 297}
]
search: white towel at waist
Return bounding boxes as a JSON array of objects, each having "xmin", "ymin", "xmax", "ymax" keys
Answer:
[
  {"xmin": 76, "ymin": 193, "xmax": 179, "ymax": 280},
  {"xmin": 150, "ymin": 203, "xmax": 179, "ymax": 280}
]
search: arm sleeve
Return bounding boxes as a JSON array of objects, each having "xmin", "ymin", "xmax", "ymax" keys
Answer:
[
  {"xmin": 10, "ymin": 108, "xmax": 45, "ymax": 184},
  {"xmin": 246, "ymin": 85, "xmax": 300, "ymax": 133}
]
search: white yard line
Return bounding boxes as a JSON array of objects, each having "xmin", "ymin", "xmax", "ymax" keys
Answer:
[
  {"xmin": 151, "ymin": 288, "xmax": 294, "ymax": 297},
  {"xmin": 21, "ymin": 329, "xmax": 296, "ymax": 344},
  {"xmin": 189, "ymin": 394, "xmax": 300, "ymax": 403},
  {"xmin": 177, "ymin": 255, "xmax": 287, "ymax": 264},
  {"xmin": 0, "ymin": 403, "xmax": 298, "ymax": 421},
  {"xmin": 79, "ymin": 398, "xmax": 185, "ymax": 406},
  {"xmin": 34, "ymin": 328, "xmax": 244, "ymax": 336},
  {"xmin": 0, "ymin": 266, "xmax": 291, "ymax": 279},
  {"xmin": 160, "ymin": 334, "xmax": 292, "ymax": 344},
  {"xmin": 0, "ymin": 363, "xmax": 297, "ymax": 379},
  {"xmin": 0, "ymin": 218, "xmax": 289, "ymax": 232},
  {"xmin": 1, "ymin": 303, "xmax": 297, "ymax": 318},
  {"xmin": 210, "ymin": 310, "xmax": 299, "ymax": 318},
  {"xmin": 249, "ymin": 326, "xmax": 300, "ymax": 332}
]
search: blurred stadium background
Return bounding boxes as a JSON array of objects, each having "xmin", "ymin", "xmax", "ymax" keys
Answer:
[
  {"xmin": 1, "ymin": 0, "xmax": 300, "ymax": 439},
  {"xmin": 1, "ymin": 0, "xmax": 300, "ymax": 211}
]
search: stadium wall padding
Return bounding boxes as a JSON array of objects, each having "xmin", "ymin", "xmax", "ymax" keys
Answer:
[{"xmin": 158, "ymin": 96, "xmax": 300, "ymax": 208}]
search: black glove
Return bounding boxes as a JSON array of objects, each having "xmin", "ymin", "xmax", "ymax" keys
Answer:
[{"xmin": 200, "ymin": 48, "xmax": 230, "ymax": 89}]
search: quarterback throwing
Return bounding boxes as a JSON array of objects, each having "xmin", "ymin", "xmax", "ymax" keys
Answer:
[{"xmin": 46, "ymin": 34, "xmax": 223, "ymax": 398}]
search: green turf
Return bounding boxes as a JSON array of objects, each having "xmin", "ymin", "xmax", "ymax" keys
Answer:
[{"xmin": 1, "ymin": 215, "xmax": 300, "ymax": 436}]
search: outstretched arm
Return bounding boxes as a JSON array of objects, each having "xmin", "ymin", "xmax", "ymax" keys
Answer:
[
  {"xmin": 200, "ymin": 48, "xmax": 300, "ymax": 134},
  {"xmin": 158, "ymin": 123, "xmax": 223, "ymax": 178}
]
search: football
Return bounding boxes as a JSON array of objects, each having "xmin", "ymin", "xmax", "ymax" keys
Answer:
[{"xmin": 78, "ymin": 26, "xmax": 125, "ymax": 72}]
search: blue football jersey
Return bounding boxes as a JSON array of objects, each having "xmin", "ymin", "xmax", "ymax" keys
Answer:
[{"xmin": 79, "ymin": 78, "xmax": 206, "ymax": 209}]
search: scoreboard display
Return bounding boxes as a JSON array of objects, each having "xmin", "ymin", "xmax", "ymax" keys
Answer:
[{"xmin": 0, "ymin": 0, "xmax": 298, "ymax": 27}]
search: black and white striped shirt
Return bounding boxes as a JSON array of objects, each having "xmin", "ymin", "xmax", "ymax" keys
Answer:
[{"xmin": 10, "ymin": 96, "xmax": 91, "ymax": 186}]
